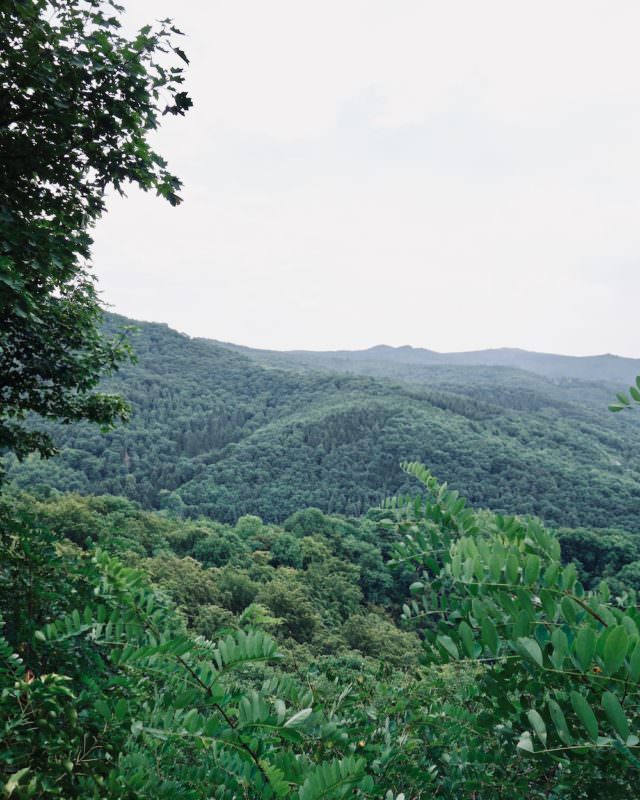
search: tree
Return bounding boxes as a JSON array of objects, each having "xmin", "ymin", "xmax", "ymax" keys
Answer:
[
  {"xmin": 0, "ymin": 0, "xmax": 191, "ymax": 461},
  {"xmin": 341, "ymin": 613, "xmax": 421, "ymax": 667},
  {"xmin": 258, "ymin": 572, "xmax": 320, "ymax": 643}
]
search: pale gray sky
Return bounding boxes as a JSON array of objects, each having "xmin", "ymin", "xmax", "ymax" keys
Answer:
[{"xmin": 93, "ymin": 1, "xmax": 640, "ymax": 356}]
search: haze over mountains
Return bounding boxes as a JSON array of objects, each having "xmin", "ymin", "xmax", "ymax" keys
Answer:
[
  {"xmin": 217, "ymin": 339, "xmax": 640, "ymax": 384},
  {"xmin": 5, "ymin": 313, "xmax": 640, "ymax": 530}
]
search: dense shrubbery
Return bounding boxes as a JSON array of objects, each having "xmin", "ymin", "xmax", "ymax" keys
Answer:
[
  {"xmin": 1, "ymin": 503, "xmax": 372, "ymax": 798},
  {"xmin": 3, "ymin": 470, "xmax": 640, "ymax": 797}
]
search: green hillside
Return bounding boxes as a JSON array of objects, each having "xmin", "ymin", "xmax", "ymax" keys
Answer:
[{"xmin": 5, "ymin": 313, "xmax": 640, "ymax": 529}]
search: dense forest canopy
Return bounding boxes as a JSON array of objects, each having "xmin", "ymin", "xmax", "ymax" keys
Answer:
[{"xmin": 5, "ymin": 313, "xmax": 640, "ymax": 529}]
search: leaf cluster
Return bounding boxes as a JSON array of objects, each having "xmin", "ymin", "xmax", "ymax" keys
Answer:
[{"xmin": 0, "ymin": 1, "xmax": 191, "ymax": 461}]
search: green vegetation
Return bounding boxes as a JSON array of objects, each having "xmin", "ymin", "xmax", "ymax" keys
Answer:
[
  {"xmin": 3, "ymin": 2, "xmax": 640, "ymax": 795},
  {"xmin": 3, "ymin": 467, "xmax": 640, "ymax": 797},
  {"xmin": 610, "ymin": 376, "xmax": 640, "ymax": 412},
  {"xmin": 6, "ymin": 488, "xmax": 415, "ymax": 660},
  {"xmin": 0, "ymin": 0, "xmax": 190, "ymax": 460},
  {"xmin": 0, "ymin": 501, "xmax": 371, "ymax": 798},
  {"xmin": 6, "ymin": 313, "xmax": 640, "ymax": 529}
]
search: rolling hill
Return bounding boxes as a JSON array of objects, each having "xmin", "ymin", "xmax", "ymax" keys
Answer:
[{"xmin": 4, "ymin": 313, "xmax": 640, "ymax": 529}]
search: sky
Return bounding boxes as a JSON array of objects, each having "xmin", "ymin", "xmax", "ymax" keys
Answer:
[{"xmin": 93, "ymin": 1, "xmax": 640, "ymax": 356}]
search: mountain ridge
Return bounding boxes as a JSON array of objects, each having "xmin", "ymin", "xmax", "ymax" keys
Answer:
[
  {"xmin": 210, "ymin": 338, "xmax": 640, "ymax": 383},
  {"xmin": 5, "ymin": 312, "xmax": 640, "ymax": 529}
]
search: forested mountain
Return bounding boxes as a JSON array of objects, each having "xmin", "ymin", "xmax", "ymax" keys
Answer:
[
  {"xmin": 219, "ymin": 339, "xmax": 640, "ymax": 383},
  {"xmin": 5, "ymin": 313, "xmax": 640, "ymax": 530}
]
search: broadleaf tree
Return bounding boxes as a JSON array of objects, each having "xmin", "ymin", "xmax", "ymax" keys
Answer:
[{"xmin": 0, "ymin": 0, "xmax": 192, "ymax": 462}]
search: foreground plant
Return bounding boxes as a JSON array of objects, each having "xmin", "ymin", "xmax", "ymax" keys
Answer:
[
  {"xmin": 391, "ymin": 462, "xmax": 640, "ymax": 797},
  {"xmin": 0, "ymin": 506, "xmax": 369, "ymax": 798}
]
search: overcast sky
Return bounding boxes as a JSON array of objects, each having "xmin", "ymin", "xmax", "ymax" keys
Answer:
[{"xmin": 93, "ymin": 1, "xmax": 640, "ymax": 356}]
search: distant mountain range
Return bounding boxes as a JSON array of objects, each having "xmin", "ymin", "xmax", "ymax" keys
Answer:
[
  {"xmin": 5, "ymin": 313, "xmax": 640, "ymax": 529},
  {"xmin": 214, "ymin": 340, "xmax": 640, "ymax": 384}
]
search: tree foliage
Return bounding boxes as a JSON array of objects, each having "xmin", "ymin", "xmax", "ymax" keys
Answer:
[
  {"xmin": 0, "ymin": 505, "xmax": 370, "ymax": 798},
  {"xmin": 391, "ymin": 462, "xmax": 640, "ymax": 796},
  {"xmin": 0, "ymin": 0, "xmax": 191, "ymax": 460},
  {"xmin": 610, "ymin": 376, "xmax": 640, "ymax": 412},
  {"xmin": 5, "ymin": 464, "xmax": 640, "ymax": 797}
]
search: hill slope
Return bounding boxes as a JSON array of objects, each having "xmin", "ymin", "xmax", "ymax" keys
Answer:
[{"xmin": 5, "ymin": 314, "xmax": 640, "ymax": 529}]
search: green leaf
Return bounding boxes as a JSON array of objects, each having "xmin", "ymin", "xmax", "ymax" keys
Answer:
[
  {"xmin": 505, "ymin": 552, "xmax": 519, "ymax": 584},
  {"xmin": 284, "ymin": 708, "xmax": 312, "ymax": 728},
  {"xmin": 574, "ymin": 626, "xmax": 597, "ymax": 671},
  {"xmin": 527, "ymin": 708, "xmax": 547, "ymax": 746},
  {"xmin": 262, "ymin": 763, "xmax": 289, "ymax": 798},
  {"xmin": 524, "ymin": 554, "xmax": 540, "ymax": 585},
  {"xmin": 602, "ymin": 691, "xmax": 630, "ymax": 740},
  {"xmin": 298, "ymin": 757, "xmax": 365, "ymax": 800},
  {"xmin": 542, "ymin": 562, "xmax": 560, "ymax": 587},
  {"xmin": 115, "ymin": 698, "xmax": 128, "ymax": 721},
  {"xmin": 513, "ymin": 609, "xmax": 530, "ymax": 638},
  {"xmin": 481, "ymin": 616, "xmax": 499, "ymax": 656},
  {"xmin": 570, "ymin": 691, "xmax": 598, "ymax": 742},
  {"xmin": 451, "ymin": 553, "xmax": 462, "ymax": 579},
  {"xmin": 459, "ymin": 621, "xmax": 475, "ymax": 658},
  {"xmin": 604, "ymin": 626, "xmax": 628, "ymax": 675},
  {"xmin": 548, "ymin": 699, "xmax": 572, "ymax": 745},
  {"xmin": 539, "ymin": 588, "xmax": 556, "ymax": 619},
  {"xmin": 3, "ymin": 767, "xmax": 31, "ymax": 796},
  {"xmin": 550, "ymin": 628, "xmax": 568, "ymax": 669},
  {"xmin": 437, "ymin": 635, "xmax": 459, "ymax": 660},
  {"xmin": 561, "ymin": 596, "xmax": 577, "ymax": 625},
  {"xmin": 561, "ymin": 563, "xmax": 577, "ymax": 591},
  {"xmin": 517, "ymin": 731, "xmax": 535, "ymax": 753},
  {"xmin": 488, "ymin": 553, "xmax": 502, "ymax": 581},
  {"xmin": 183, "ymin": 708, "xmax": 202, "ymax": 734},
  {"xmin": 514, "ymin": 637, "xmax": 543, "ymax": 667}
]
